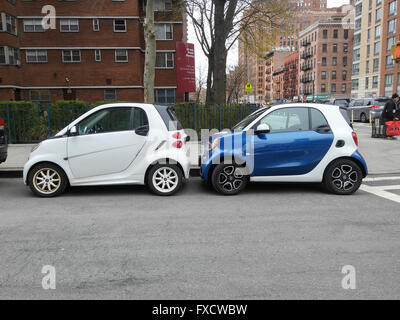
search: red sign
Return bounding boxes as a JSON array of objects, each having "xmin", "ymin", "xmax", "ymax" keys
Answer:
[{"xmin": 176, "ymin": 42, "xmax": 195, "ymax": 92}]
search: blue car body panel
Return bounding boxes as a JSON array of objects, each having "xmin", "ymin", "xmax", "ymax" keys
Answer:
[
  {"xmin": 201, "ymin": 130, "xmax": 335, "ymax": 180},
  {"xmin": 351, "ymin": 150, "xmax": 368, "ymax": 176}
]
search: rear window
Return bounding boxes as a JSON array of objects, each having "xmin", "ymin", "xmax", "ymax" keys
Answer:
[
  {"xmin": 335, "ymin": 99, "xmax": 348, "ymax": 107},
  {"xmin": 155, "ymin": 105, "xmax": 183, "ymax": 131}
]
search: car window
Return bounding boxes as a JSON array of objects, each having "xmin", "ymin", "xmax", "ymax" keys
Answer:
[
  {"xmin": 348, "ymin": 100, "xmax": 356, "ymax": 108},
  {"xmin": 232, "ymin": 108, "xmax": 269, "ymax": 131},
  {"xmin": 355, "ymin": 99, "xmax": 364, "ymax": 106},
  {"xmin": 259, "ymin": 107, "xmax": 309, "ymax": 133},
  {"xmin": 155, "ymin": 105, "xmax": 183, "ymax": 130},
  {"xmin": 373, "ymin": 99, "xmax": 389, "ymax": 106},
  {"xmin": 132, "ymin": 107, "xmax": 149, "ymax": 130},
  {"xmin": 77, "ymin": 107, "xmax": 132, "ymax": 135},
  {"xmin": 310, "ymin": 108, "xmax": 330, "ymax": 131},
  {"xmin": 335, "ymin": 99, "xmax": 348, "ymax": 107}
]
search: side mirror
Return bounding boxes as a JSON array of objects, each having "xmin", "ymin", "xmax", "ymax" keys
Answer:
[
  {"xmin": 255, "ymin": 123, "xmax": 270, "ymax": 135},
  {"xmin": 69, "ymin": 126, "xmax": 78, "ymax": 136}
]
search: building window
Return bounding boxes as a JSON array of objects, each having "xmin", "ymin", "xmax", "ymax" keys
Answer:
[
  {"xmin": 353, "ymin": 48, "xmax": 360, "ymax": 61},
  {"xmin": 332, "ymin": 44, "xmax": 337, "ymax": 53},
  {"xmin": 373, "ymin": 58, "xmax": 379, "ymax": 72},
  {"xmin": 155, "ymin": 52, "xmax": 174, "ymax": 68},
  {"xmin": 156, "ymin": 23, "xmax": 173, "ymax": 40},
  {"xmin": 331, "ymin": 84, "xmax": 336, "ymax": 93},
  {"xmin": 352, "ymin": 79, "xmax": 359, "ymax": 91},
  {"xmin": 374, "ymin": 42, "xmax": 380, "ymax": 56},
  {"xmin": 376, "ymin": 7, "xmax": 382, "ymax": 22},
  {"xmin": 113, "ymin": 19, "xmax": 126, "ymax": 32},
  {"xmin": 344, "ymin": 29, "xmax": 348, "ymax": 40},
  {"xmin": 95, "ymin": 49, "xmax": 101, "ymax": 62},
  {"xmin": 372, "ymin": 76, "xmax": 379, "ymax": 88},
  {"xmin": 93, "ymin": 19, "xmax": 99, "ymax": 31},
  {"xmin": 375, "ymin": 25, "xmax": 381, "ymax": 39},
  {"xmin": 62, "ymin": 50, "xmax": 81, "ymax": 63},
  {"xmin": 387, "ymin": 37, "xmax": 396, "ymax": 51},
  {"xmin": 60, "ymin": 19, "xmax": 79, "ymax": 32},
  {"xmin": 321, "ymin": 71, "xmax": 326, "ymax": 80},
  {"xmin": 386, "ymin": 55, "xmax": 394, "ymax": 70},
  {"xmin": 385, "ymin": 74, "xmax": 394, "ymax": 96},
  {"xmin": 343, "ymin": 43, "xmax": 348, "ymax": 52},
  {"xmin": 343, "ymin": 57, "xmax": 347, "ymax": 66},
  {"xmin": 104, "ymin": 89, "xmax": 117, "ymax": 101},
  {"xmin": 366, "ymin": 61, "xmax": 370, "ymax": 73},
  {"xmin": 342, "ymin": 84, "xmax": 346, "ymax": 92},
  {"xmin": 0, "ymin": 13, "xmax": 17, "ymax": 35},
  {"xmin": 155, "ymin": 0, "xmax": 172, "ymax": 11},
  {"xmin": 321, "ymin": 84, "xmax": 326, "ymax": 93},
  {"xmin": 0, "ymin": 46, "xmax": 19, "ymax": 65},
  {"xmin": 331, "ymin": 71, "xmax": 336, "ymax": 80},
  {"xmin": 389, "ymin": 1, "xmax": 397, "ymax": 17},
  {"xmin": 365, "ymin": 77, "xmax": 369, "ymax": 89},
  {"xmin": 322, "ymin": 44, "xmax": 327, "ymax": 53},
  {"xmin": 29, "ymin": 90, "xmax": 51, "ymax": 103},
  {"xmin": 115, "ymin": 49, "xmax": 128, "ymax": 62},
  {"xmin": 354, "ymin": 34, "xmax": 361, "ymax": 46},
  {"xmin": 342, "ymin": 70, "xmax": 347, "ymax": 80},
  {"xmin": 23, "ymin": 18, "xmax": 44, "ymax": 32},
  {"xmin": 26, "ymin": 49, "xmax": 47, "ymax": 63},
  {"xmin": 388, "ymin": 19, "xmax": 396, "ymax": 34},
  {"xmin": 155, "ymin": 88, "xmax": 175, "ymax": 103},
  {"xmin": 353, "ymin": 63, "xmax": 360, "ymax": 75},
  {"xmin": 332, "ymin": 57, "xmax": 337, "ymax": 66},
  {"xmin": 333, "ymin": 29, "xmax": 338, "ymax": 39},
  {"xmin": 321, "ymin": 57, "xmax": 326, "ymax": 66},
  {"xmin": 322, "ymin": 29, "xmax": 327, "ymax": 39}
]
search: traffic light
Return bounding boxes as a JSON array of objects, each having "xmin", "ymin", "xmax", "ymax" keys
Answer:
[{"xmin": 391, "ymin": 41, "xmax": 400, "ymax": 64}]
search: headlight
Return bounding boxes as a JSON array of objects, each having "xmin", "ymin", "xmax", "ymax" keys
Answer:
[
  {"xmin": 31, "ymin": 143, "xmax": 41, "ymax": 152},
  {"xmin": 209, "ymin": 139, "xmax": 220, "ymax": 151}
]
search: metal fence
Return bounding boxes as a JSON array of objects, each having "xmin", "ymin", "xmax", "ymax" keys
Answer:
[{"xmin": 0, "ymin": 102, "xmax": 260, "ymax": 143}]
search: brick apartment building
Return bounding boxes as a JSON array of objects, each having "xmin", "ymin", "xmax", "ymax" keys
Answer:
[
  {"xmin": 298, "ymin": 17, "xmax": 354, "ymax": 100},
  {"xmin": 283, "ymin": 51, "xmax": 299, "ymax": 99},
  {"xmin": 0, "ymin": 0, "xmax": 188, "ymax": 103}
]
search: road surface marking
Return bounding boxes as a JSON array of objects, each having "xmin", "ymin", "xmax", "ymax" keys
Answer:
[
  {"xmin": 360, "ymin": 184, "xmax": 400, "ymax": 204},
  {"xmin": 363, "ymin": 176, "xmax": 400, "ymax": 182}
]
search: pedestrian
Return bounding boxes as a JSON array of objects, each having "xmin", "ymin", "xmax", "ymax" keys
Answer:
[{"xmin": 381, "ymin": 93, "xmax": 400, "ymax": 138}]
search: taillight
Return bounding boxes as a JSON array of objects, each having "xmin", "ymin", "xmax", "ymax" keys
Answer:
[
  {"xmin": 172, "ymin": 132, "xmax": 181, "ymax": 139},
  {"xmin": 352, "ymin": 132, "xmax": 358, "ymax": 146},
  {"xmin": 0, "ymin": 119, "xmax": 4, "ymax": 126},
  {"xmin": 172, "ymin": 141, "xmax": 183, "ymax": 149},
  {"xmin": 368, "ymin": 105, "xmax": 381, "ymax": 109}
]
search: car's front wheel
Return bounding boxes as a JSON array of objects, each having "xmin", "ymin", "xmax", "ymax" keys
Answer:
[
  {"xmin": 211, "ymin": 163, "xmax": 248, "ymax": 195},
  {"xmin": 323, "ymin": 159, "xmax": 362, "ymax": 195},
  {"xmin": 28, "ymin": 163, "xmax": 68, "ymax": 197},
  {"xmin": 147, "ymin": 164, "xmax": 183, "ymax": 196}
]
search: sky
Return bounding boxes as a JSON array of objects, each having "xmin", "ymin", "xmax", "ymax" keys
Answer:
[{"xmin": 188, "ymin": 0, "xmax": 351, "ymax": 79}]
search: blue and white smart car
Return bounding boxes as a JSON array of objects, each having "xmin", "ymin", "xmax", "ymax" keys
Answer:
[{"xmin": 200, "ymin": 104, "xmax": 367, "ymax": 195}]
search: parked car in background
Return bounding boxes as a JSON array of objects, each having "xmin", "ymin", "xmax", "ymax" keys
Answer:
[
  {"xmin": 201, "ymin": 103, "xmax": 367, "ymax": 196},
  {"xmin": 0, "ymin": 118, "xmax": 8, "ymax": 164},
  {"xmin": 347, "ymin": 97, "xmax": 390, "ymax": 123},
  {"xmin": 323, "ymin": 98, "xmax": 350, "ymax": 108},
  {"xmin": 23, "ymin": 103, "xmax": 190, "ymax": 197}
]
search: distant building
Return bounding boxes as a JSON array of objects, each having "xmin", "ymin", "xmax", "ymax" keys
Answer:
[
  {"xmin": 0, "ymin": 0, "xmax": 188, "ymax": 103},
  {"xmin": 298, "ymin": 16, "xmax": 354, "ymax": 100},
  {"xmin": 283, "ymin": 51, "xmax": 299, "ymax": 100}
]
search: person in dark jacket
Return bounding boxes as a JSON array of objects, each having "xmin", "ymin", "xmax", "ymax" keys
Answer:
[{"xmin": 381, "ymin": 93, "xmax": 400, "ymax": 123}]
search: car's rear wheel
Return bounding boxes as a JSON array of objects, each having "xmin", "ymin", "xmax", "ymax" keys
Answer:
[
  {"xmin": 211, "ymin": 163, "xmax": 248, "ymax": 195},
  {"xmin": 323, "ymin": 159, "xmax": 362, "ymax": 195},
  {"xmin": 148, "ymin": 164, "xmax": 183, "ymax": 196},
  {"xmin": 360, "ymin": 113, "xmax": 367, "ymax": 123},
  {"xmin": 28, "ymin": 163, "xmax": 68, "ymax": 197}
]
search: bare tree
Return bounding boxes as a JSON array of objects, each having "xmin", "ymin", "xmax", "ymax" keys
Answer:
[
  {"xmin": 185, "ymin": 0, "xmax": 293, "ymax": 105},
  {"xmin": 195, "ymin": 65, "xmax": 207, "ymax": 103},
  {"xmin": 226, "ymin": 64, "xmax": 246, "ymax": 103},
  {"xmin": 143, "ymin": 0, "xmax": 156, "ymax": 103}
]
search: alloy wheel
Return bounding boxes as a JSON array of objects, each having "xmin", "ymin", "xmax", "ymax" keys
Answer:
[
  {"xmin": 217, "ymin": 165, "xmax": 245, "ymax": 192},
  {"xmin": 152, "ymin": 167, "xmax": 179, "ymax": 193},
  {"xmin": 33, "ymin": 168, "xmax": 61, "ymax": 195},
  {"xmin": 331, "ymin": 164, "xmax": 358, "ymax": 191}
]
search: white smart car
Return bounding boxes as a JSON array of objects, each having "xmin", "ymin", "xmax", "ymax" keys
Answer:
[{"xmin": 23, "ymin": 103, "xmax": 190, "ymax": 197}]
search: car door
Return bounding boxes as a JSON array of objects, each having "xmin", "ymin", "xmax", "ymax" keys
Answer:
[
  {"xmin": 250, "ymin": 107, "xmax": 334, "ymax": 176},
  {"xmin": 349, "ymin": 99, "xmax": 364, "ymax": 120},
  {"xmin": 67, "ymin": 107, "xmax": 148, "ymax": 179}
]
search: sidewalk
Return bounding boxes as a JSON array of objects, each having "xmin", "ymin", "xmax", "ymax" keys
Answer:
[{"xmin": 1, "ymin": 123, "xmax": 399, "ymax": 175}]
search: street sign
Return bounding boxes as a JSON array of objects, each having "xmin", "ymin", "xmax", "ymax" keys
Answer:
[
  {"xmin": 391, "ymin": 41, "xmax": 400, "ymax": 63},
  {"xmin": 245, "ymin": 82, "xmax": 252, "ymax": 93}
]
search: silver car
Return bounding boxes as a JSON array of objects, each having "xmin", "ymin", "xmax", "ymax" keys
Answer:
[{"xmin": 347, "ymin": 97, "xmax": 390, "ymax": 123}]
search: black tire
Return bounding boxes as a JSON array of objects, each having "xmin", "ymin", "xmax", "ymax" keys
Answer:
[
  {"xmin": 323, "ymin": 159, "xmax": 363, "ymax": 195},
  {"xmin": 211, "ymin": 163, "xmax": 248, "ymax": 195},
  {"xmin": 28, "ymin": 163, "xmax": 68, "ymax": 197},
  {"xmin": 147, "ymin": 164, "xmax": 183, "ymax": 196},
  {"xmin": 360, "ymin": 113, "xmax": 367, "ymax": 123}
]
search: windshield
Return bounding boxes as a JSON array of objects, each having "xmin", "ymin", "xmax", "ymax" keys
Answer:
[{"xmin": 231, "ymin": 108, "xmax": 269, "ymax": 131}]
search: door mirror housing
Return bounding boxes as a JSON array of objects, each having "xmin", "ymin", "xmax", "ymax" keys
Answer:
[
  {"xmin": 255, "ymin": 123, "xmax": 270, "ymax": 135},
  {"xmin": 69, "ymin": 126, "xmax": 78, "ymax": 136}
]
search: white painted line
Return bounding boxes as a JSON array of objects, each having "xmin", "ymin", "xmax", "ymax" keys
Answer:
[
  {"xmin": 376, "ymin": 185, "xmax": 400, "ymax": 191},
  {"xmin": 363, "ymin": 176, "xmax": 400, "ymax": 182},
  {"xmin": 360, "ymin": 184, "xmax": 400, "ymax": 204}
]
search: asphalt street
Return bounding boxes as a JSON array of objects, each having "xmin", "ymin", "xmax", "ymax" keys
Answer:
[{"xmin": 1, "ymin": 176, "xmax": 400, "ymax": 299}]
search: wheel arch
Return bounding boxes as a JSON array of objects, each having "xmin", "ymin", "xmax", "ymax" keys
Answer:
[
  {"xmin": 324, "ymin": 156, "xmax": 367, "ymax": 179},
  {"xmin": 207, "ymin": 155, "xmax": 247, "ymax": 182},
  {"xmin": 144, "ymin": 158, "xmax": 185, "ymax": 186},
  {"xmin": 26, "ymin": 161, "xmax": 70, "ymax": 186}
]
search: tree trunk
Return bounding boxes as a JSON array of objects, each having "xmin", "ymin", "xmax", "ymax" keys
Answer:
[
  {"xmin": 206, "ymin": 50, "xmax": 214, "ymax": 105},
  {"xmin": 143, "ymin": 0, "xmax": 156, "ymax": 103}
]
